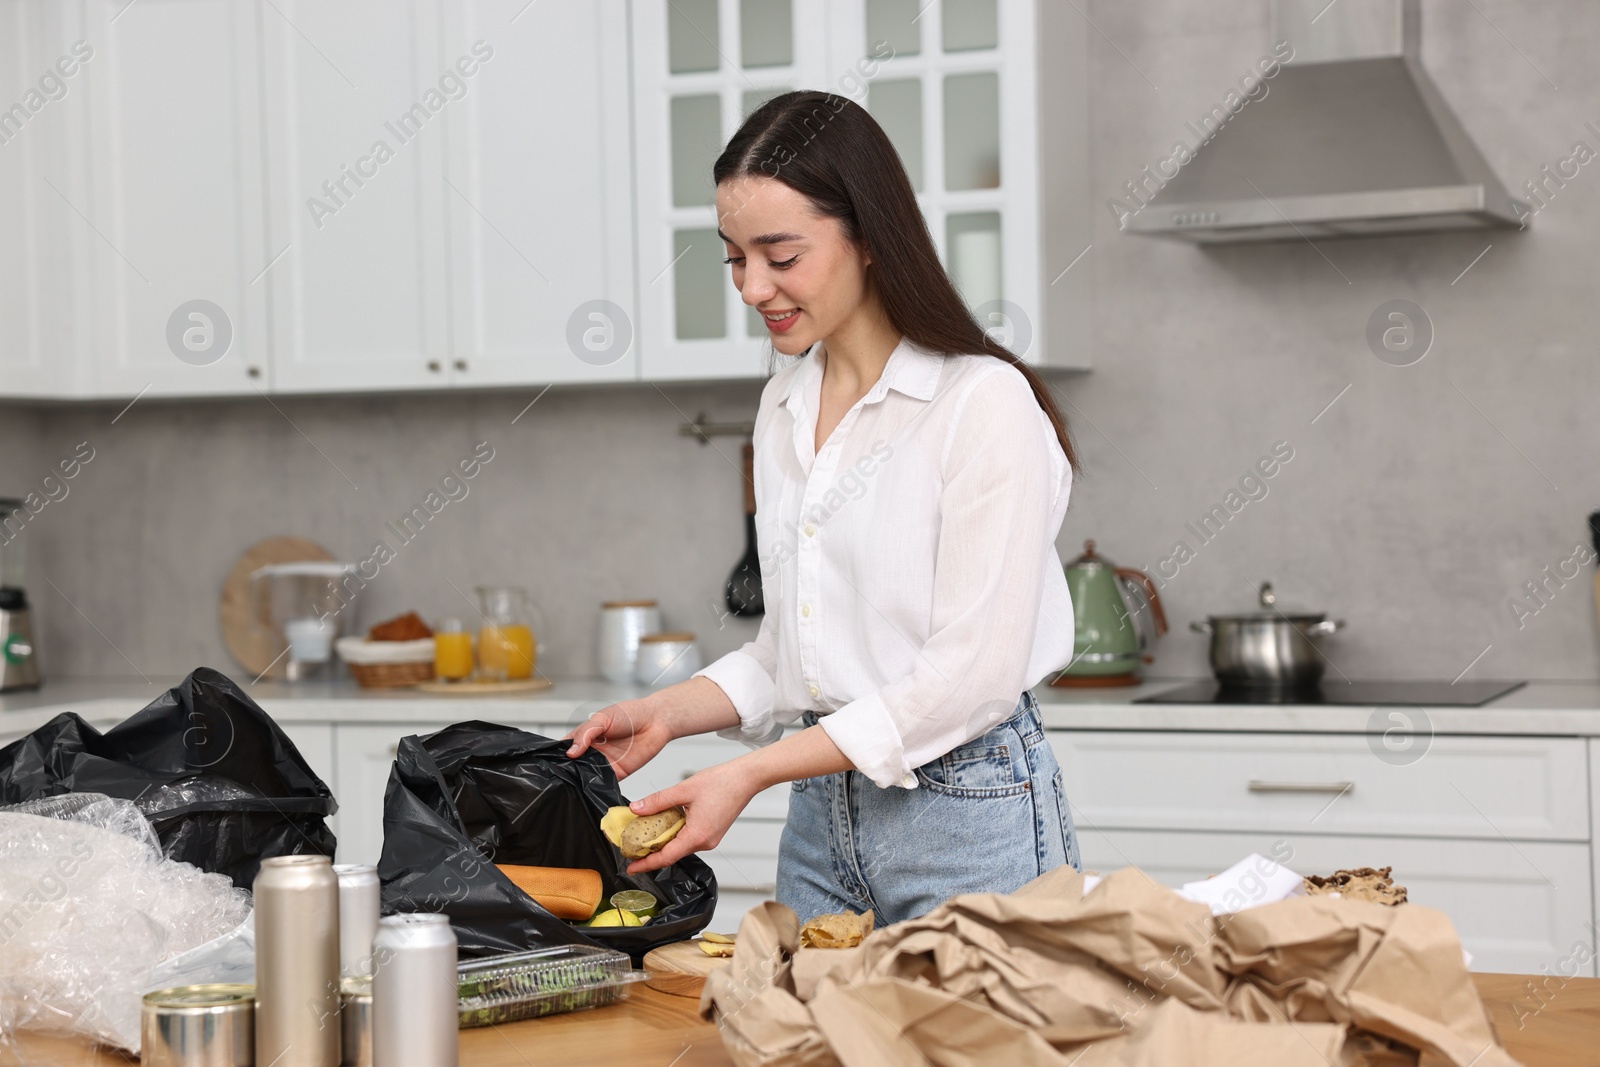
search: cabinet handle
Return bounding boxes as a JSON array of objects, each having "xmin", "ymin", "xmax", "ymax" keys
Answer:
[
  {"xmin": 716, "ymin": 883, "xmax": 776, "ymax": 895},
  {"xmin": 427, "ymin": 360, "xmax": 442, "ymax": 373},
  {"xmin": 454, "ymin": 359, "xmax": 468, "ymax": 372},
  {"xmin": 247, "ymin": 365, "xmax": 262, "ymax": 379},
  {"xmin": 1247, "ymin": 780, "xmax": 1354, "ymax": 794},
  {"xmin": 387, "ymin": 743, "xmax": 398, "ymax": 756},
  {"xmin": 680, "ymin": 769, "xmax": 700, "ymax": 780}
]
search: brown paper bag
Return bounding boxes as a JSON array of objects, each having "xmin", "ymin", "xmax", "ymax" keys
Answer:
[{"xmin": 700, "ymin": 864, "xmax": 1522, "ymax": 1067}]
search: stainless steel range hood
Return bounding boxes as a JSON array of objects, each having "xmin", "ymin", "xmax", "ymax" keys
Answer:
[{"xmin": 1122, "ymin": 0, "xmax": 1529, "ymax": 242}]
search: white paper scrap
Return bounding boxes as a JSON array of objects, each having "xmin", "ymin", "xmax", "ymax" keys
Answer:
[{"xmin": 1176, "ymin": 852, "xmax": 1305, "ymax": 915}]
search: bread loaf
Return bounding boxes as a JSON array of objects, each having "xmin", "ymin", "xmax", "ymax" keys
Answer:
[{"xmin": 495, "ymin": 864, "xmax": 603, "ymax": 921}]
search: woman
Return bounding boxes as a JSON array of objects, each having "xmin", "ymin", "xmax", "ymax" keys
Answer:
[{"xmin": 566, "ymin": 90, "xmax": 1081, "ymax": 925}]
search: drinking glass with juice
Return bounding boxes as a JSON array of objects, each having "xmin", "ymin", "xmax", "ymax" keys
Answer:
[{"xmin": 433, "ymin": 618, "xmax": 473, "ymax": 681}]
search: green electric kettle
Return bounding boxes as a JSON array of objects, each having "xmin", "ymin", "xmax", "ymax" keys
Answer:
[{"xmin": 1053, "ymin": 540, "xmax": 1168, "ymax": 687}]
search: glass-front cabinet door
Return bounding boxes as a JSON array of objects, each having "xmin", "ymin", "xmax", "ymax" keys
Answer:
[
  {"xmin": 836, "ymin": 0, "xmax": 1045, "ymax": 366},
  {"xmin": 631, "ymin": 0, "xmax": 1087, "ymax": 379},
  {"xmin": 632, "ymin": 0, "xmax": 831, "ymax": 380}
]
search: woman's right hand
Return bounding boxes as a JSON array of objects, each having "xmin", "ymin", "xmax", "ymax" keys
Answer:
[{"xmin": 563, "ymin": 698, "xmax": 674, "ymax": 780}]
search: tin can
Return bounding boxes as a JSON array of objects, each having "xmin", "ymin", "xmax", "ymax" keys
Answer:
[
  {"xmin": 140, "ymin": 983, "xmax": 254, "ymax": 1067},
  {"xmin": 333, "ymin": 864, "xmax": 380, "ymax": 979},
  {"xmin": 339, "ymin": 976, "xmax": 372, "ymax": 1067},
  {"xmin": 372, "ymin": 914, "xmax": 458, "ymax": 1067},
  {"xmin": 254, "ymin": 855, "xmax": 340, "ymax": 1067}
]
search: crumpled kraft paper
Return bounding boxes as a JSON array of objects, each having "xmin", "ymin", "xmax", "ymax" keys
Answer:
[{"xmin": 699, "ymin": 866, "xmax": 1519, "ymax": 1067}]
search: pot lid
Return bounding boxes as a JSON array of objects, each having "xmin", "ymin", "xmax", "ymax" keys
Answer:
[{"xmin": 1207, "ymin": 582, "xmax": 1326, "ymax": 622}]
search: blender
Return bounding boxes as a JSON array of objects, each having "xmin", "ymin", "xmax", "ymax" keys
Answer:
[
  {"xmin": 0, "ymin": 499, "xmax": 41, "ymax": 691},
  {"xmin": 249, "ymin": 561, "xmax": 361, "ymax": 680}
]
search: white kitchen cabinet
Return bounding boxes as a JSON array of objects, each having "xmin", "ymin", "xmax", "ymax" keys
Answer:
[
  {"xmin": 703, "ymin": 817, "xmax": 783, "ymax": 934},
  {"xmin": 0, "ymin": 1, "xmax": 90, "ymax": 398},
  {"xmin": 1073, "ymin": 826, "xmax": 1596, "ymax": 977},
  {"xmin": 80, "ymin": 0, "xmax": 271, "ymax": 397},
  {"xmin": 333, "ymin": 720, "xmax": 455, "ymax": 865},
  {"xmin": 439, "ymin": 2, "xmax": 637, "ymax": 387},
  {"xmin": 1591, "ymin": 738, "xmax": 1599, "ymax": 959},
  {"xmin": 630, "ymin": 0, "xmax": 832, "ymax": 380},
  {"xmin": 630, "ymin": 0, "xmax": 1091, "ymax": 380},
  {"xmin": 1052, "ymin": 731, "xmax": 1591, "ymax": 841},
  {"xmin": 278, "ymin": 719, "xmax": 337, "ymax": 838},
  {"xmin": 260, "ymin": 0, "xmax": 452, "ymax": 394},
  {"xmin": 619, "ymin": 732, "xmax": 792, "ymax": 818}
]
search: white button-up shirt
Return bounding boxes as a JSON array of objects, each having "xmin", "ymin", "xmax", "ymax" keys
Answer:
[{"xmin": 692, "ymin": 336, "xmax": 1075, "ymax": 788}]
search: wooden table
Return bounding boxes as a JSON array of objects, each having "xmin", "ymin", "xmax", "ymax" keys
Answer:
[{"xmin": 7, "ymin": 974, "xmax": 1596, "ymax": 1066}]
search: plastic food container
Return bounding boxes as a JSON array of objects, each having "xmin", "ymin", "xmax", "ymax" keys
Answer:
[{"xmin": 456, "ymin": 945, "xmax": 649, "ymax": 1028}]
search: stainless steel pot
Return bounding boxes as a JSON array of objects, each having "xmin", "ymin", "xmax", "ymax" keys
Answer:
[{"xmin": 1190, "ymin": 582, "xmax": 1344, "ymax": 687}]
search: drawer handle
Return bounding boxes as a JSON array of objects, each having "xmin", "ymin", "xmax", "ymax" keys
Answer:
[
  {"xmin": 1248, "ymin": 780, "xmax": 1354, "ymax": 794},
  {"xmin": 716, "ymin": 883, "xmax": 776, "ymax": 894},
  {"xmin": 680, "ymin": 769, "xmax": 700, "ymax": 780}
]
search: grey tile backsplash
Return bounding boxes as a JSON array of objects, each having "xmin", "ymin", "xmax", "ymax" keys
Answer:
[{"xmin": 3, "ymin": 0, "xmax": 1597, "ymax": 686}]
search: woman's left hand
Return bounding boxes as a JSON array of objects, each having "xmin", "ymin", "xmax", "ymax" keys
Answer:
[{"xmin": 623, "ymin": 761, "xmax": 760, "ymax": 875}]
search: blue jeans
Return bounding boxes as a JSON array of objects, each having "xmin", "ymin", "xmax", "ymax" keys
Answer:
[{"xmin": 776, "ymin": 690, "xmax": 1081, "ymax": 926}]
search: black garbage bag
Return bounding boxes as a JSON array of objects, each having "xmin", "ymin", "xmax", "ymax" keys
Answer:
[
  {"xmin": 378, "ymin": 721, "xmax": 717, "ymax": 961},
  {"xmin": 0, "ymin": 666, "xmax": 336, "ymax": 888}
]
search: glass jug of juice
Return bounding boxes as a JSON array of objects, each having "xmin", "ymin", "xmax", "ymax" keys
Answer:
[
  {"xmin": 433, "ymin": 617, "xmax": 473, "ymax": 681},
  {"xmin": 475, "ymin": 586, "xmax": 536, "ymax": 681}
]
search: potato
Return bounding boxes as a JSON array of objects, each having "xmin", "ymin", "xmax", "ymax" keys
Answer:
[
  {"xmin": 619, "ymin": 807, "xmax": 687, "ymax": 859},
  {"xmin": 599, "ymin": 805, "xmax": 688, "ymax": 860},
  {"xmin": 600, "ymin": 806, "xmax": 635, "ymax": 848}
]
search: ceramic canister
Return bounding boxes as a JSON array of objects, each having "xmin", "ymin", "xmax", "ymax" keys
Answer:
[{"xmin": 597, "ymin": 600, "xmax": 660, "ymax": 683}]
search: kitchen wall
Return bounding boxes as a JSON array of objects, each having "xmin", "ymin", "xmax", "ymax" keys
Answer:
[
  {"xmin": 1064, "ymin": 0, "xmax": 1600, "ymax": 683},
  {"xmin": 4, "ymin": 0, "xmax": 1598, "ymax": 686},
  {"xmin": 2, "ymin": 383, "xmax": 772, "ymax": 684}
]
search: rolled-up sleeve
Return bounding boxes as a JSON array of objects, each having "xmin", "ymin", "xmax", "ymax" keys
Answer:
[
  {"xmin": 693, "ymin": 610, "xmax": 785, "ymax": 746},
  {"xmin": 818, "ymin": 368, "xmax": 1067, "ymax": 788}
]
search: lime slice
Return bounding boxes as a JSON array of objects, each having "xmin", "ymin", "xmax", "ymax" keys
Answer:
[{"xmin": 610, "ymin": 890, "xmax": 659, "ymax": 920}]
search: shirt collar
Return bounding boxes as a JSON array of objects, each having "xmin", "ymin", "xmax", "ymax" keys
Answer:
[{"xmin": 781, "ymin": 335, "xmax": 945, "ymax": 417}]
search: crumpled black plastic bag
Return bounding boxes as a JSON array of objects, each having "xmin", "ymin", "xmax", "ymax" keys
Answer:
[
  {"xmin": 0, "ymin": 666, "xmax": 337, "ymax": 888},
  {"xmin": 377, "ymin": 721, "xmax": 717, "ymax": 961}
]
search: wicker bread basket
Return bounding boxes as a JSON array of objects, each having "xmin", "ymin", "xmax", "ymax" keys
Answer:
[
  {"xmin": 336, "ymin": 637, "xmax": 435, "ymax": 689},
  {"xmin": 345, "ymin": 659, "xmax": 435, "ymax": 688}
]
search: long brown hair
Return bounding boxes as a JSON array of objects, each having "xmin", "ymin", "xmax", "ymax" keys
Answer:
[{"xmin": 713, "ymin": 90, "xmax": 1080, "ymax": 474}]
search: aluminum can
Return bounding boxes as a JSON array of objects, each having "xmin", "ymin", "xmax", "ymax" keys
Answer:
[
  {"xmin": 140, "ymin": 983, "xmax": 253, "ymax": 1067},
  {"xmin": 372, "ymin": 914, "xmax": 458, "ymax": 1067},
  {"xmin": 333, "ymin": 864, "xmax": 380, "ymax": 978},
  {"xmin": 339, "ymin": 976, "xmax": 373, "ymax": 1067},
  {"xmin": 254, "ymin": 854, "xmax": 341, "ymax": 1067}
]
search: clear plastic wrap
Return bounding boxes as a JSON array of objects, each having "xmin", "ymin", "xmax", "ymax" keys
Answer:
[
  {"xmin": 132, "ymin": 774, "xmax": 258, "ymax": 816},
  {"xmin": 0, "ymin": 792, "xmax": 252, "ymax": 1053}
]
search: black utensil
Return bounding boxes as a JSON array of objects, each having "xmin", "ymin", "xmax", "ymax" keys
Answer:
[{"xmin": 725, "ymin": 441, "xmax": 764, "ymax": 616}]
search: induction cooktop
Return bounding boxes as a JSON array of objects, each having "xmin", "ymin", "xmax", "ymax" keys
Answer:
[{"xmin": 1133, "ymin": 680, "xmax": 1527, "ymax": 706}]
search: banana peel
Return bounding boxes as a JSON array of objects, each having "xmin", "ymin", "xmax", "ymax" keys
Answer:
[{"xmin": 600, "ymin": 804, "xmax": 688, "ymax": 860}]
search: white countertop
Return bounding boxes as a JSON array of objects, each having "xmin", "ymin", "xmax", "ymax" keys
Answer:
[{"xmin": 3, "ymin": 675, "xmax": 1600, "ymax": 738}]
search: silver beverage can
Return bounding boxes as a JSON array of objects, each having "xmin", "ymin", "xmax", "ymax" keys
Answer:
[
  {"xmin": 333, "ymin": 864, "xmax": 380, "ymax": 979},
  {"xmin": 339, "ymin": 976, "xmax": 373, "ymax": 1067},
  {"xmin": 372, "ymin": 914, "xmax": 458, "ymax": 1067},
  {"xmin": 140, "ymin": 983, "xmax": 254, "ymax": 1067},
  {"xmin": 254, "ymin": 854, "xmax": 341, "ymax": 1067}
]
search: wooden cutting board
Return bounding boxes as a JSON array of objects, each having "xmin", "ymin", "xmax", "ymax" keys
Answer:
[
  {"xmin": 414, "ymin": 677, "xmax": 553, "ymax": 695},
  {"xmin": 642, "ymin": 940, "xmax": 731, "ymax": 998},
  {"xmin": 219, "ymin": 536, "xmax": 334, "ymax": 678}
]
